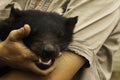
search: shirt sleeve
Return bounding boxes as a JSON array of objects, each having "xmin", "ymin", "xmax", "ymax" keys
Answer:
[{"xmin": 63, "ymin": 0, "xmax": 120, "ymax": 66}]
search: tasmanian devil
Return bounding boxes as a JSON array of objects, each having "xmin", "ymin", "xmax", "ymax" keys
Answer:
[{"xmin": 0, "ymin": 7, "xmax": 78, "ymax": 75}]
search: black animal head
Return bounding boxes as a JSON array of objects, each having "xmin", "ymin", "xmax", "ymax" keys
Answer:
[{"xmin": 0, "ymin": 7, "xmax": 78, "ymax": 69}]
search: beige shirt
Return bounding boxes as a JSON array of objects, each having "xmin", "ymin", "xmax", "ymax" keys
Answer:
[{"xmin": 0, "ymin": 0, "xmax": 120, "ymax": 80}]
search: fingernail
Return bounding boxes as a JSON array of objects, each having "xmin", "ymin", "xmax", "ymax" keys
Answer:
[{"xmin": 24, "ymin": 24, "xmax": 30, "ymax": 28}]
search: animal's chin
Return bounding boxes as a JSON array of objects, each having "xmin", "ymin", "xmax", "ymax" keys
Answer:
[
  {"xmin": 35, "ymin": 57, "xmax": 55, "ymax": 70},
  {"xmin": 35, "ymin": 52, "xmax": 62, "ymax": 70}
]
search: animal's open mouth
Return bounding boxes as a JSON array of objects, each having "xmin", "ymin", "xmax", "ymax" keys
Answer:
[
  {"xmin": 35, "ymin": 57, "xmax": 54, "ymax": 70},
  {"xmin": 35, "ymin": 52, "xmax": 62, "ymax": 70},
  {"xmin": 38, "ymin": 58, "xmax": 52, "ymax": 65}
]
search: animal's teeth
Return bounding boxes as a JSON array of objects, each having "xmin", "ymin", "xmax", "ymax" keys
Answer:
[
  {"xmin": 38, "ymin": 58, "xmax": 52, "ymax": 65},
  {"xmin": 43, "ymin": 59, "xmax": 52, "ymax": 65},
  {"xmin": 39, "ymin": 58, "xmax": 42, "ymax": 63}
]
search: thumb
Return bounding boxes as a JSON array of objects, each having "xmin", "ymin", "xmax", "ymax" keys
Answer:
[{"xmin": 6, "ymin": 24, "xmax": 31, "ymax": 41}]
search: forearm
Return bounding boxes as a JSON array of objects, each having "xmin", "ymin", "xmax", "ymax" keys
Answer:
[
  {"xmin": 44, "ymin": 51, "xmax": 86, "ymax": 80},
  {"xmin": 0, "ymin": 51, "xmax": 86, "ymax": 80}
]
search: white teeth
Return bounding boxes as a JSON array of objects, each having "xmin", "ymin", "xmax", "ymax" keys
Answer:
[
  {"xmin": 38, "ymin": 58, "xmax": 52, "ymax": 65},
  {"xmin": 39, "ymin": 58, "xmax": 42, "ymax": 63}
]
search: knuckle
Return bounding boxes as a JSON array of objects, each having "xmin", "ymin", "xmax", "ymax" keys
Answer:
[
  {"xmin": 10, "ymin": 30, "xmax": 17, "ymax": 35},
  {"xmin": 8, "ymin": 30, "xmax": 18, "ymax": 41},
  {"xmin": 23, "ymin": 51, "xmax": 31, "ymax": 59}
]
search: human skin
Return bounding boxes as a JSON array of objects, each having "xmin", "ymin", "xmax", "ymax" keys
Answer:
[
  {"xmin": 0, "ymin": 25, "xmax": 55, "ymax": 75},
  {"xmin": 0, "ymin": 51, "xmax": 86, "ymax": 80},
  {"xmin": 0, "ymin": 24, "xmax": 86, "ymax": 80}
]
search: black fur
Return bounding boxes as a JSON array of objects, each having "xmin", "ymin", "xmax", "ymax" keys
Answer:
[{"xmin": 0, "ymin": 7, "xmax": 78, "ymax": 75}]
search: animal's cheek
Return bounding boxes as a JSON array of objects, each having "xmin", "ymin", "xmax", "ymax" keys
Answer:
[{"xmin": 29, "ymin": 44, "xmax": 43, "ymax": 55}]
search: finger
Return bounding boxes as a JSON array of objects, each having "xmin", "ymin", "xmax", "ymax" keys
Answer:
[
  {"xmin": 40, "ymin": 63, "xmax": 56, "ymax": 75},
  {"xmin": 26, "ymin": 62, "xmax": 56, "ymax": 75},
  {"xmin": 22, "ymin": 47, "xmax": 39, "ymax": 61},
  {"xmin": 6, "ymin": 24, "xmax": 31, "ymax": 41}
]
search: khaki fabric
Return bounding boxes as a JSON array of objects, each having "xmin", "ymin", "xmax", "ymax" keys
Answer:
[{"xmin": 0, "ymin": 0, "xmax": 120, "ymax": 80}]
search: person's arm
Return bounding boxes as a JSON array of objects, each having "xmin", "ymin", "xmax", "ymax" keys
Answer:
[
  {"xmin": 45, "ymin": 0, "xmax": 120, "ymax": 79},
  {"xmin": 0, "ymin": 25, "xmax": 55, "ymax": 75},
  {"xmin": 0, "ymin": 51, "xmax": 86, "ymax": 80},
  {"xmin": 44, "ymin": 51, "xmax": 86, "ymax": 80}
]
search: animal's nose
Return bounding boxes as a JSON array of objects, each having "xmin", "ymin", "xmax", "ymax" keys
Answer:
[{"xmin": 42, "ymin": 44, "xmax": 56, "ymax": 59}]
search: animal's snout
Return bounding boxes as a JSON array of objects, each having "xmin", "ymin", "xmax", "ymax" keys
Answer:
[
  {"xmin": 41, "ymin": 44, "xmax": 57, "ymax": 59},
  {"xmin": 35, "ymin": 44, "xmax": 58, "ymax": 70}
]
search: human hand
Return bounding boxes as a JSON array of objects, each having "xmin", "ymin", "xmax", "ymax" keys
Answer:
[
  {"xmin": 0, "ymin": 51, "xmax": 86, "ymax": 80},
  {"xmin": 0, "ymin": 24, "xmax": 55, "ymax": 75}
]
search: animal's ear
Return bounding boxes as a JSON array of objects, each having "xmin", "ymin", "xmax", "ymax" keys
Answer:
[
  {"xmin": 66, "ymin": 16, "xmax": 78, "ymax": 30},
  {"xmin": 9, "ymin": 5, "xmax": 21, "ymax": 20}
]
